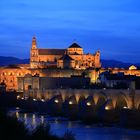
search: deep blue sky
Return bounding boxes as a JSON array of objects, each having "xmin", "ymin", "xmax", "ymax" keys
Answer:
[{"xmin": 0, "ymin": 0, "xmax": 140, "ymax": 62}]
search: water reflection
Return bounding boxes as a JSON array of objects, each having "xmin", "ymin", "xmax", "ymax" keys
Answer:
[
  {"xmin": 68, "ymin": 121, "xmax": 73, "ymax": 128},
  {"xmin": 15, "ymin": 111, "xmax": 42, "ymax": 130},
  {"xmin": 24, "ymin": 113, "xmax": 27, "ymax": 119},
  {"xmin": 32, "ymin": 114, "xmax": 36, "ymax": 126},
  {"xmin": 54, "ymin": 118, "xmax": 59, "ymax": 124},
  {"xmin": 41, "ymin": 115, "xmax": 44, "ymax": 124},
  {"xmin": 11, "ymin": 110, "xmax": 140, "ymax": 140},
  {"xmin": 16, "ymin": 111, "xmax": 19, "ymax": 118}
]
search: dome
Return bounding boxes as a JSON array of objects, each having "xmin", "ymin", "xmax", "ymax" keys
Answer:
[
  {"xmin": 129, "ymin": 65, "xmax": 137, "ymax": 70},
  {"xmin": 68, "ymin": 43, "xmax": 82, "ymax": 48}
]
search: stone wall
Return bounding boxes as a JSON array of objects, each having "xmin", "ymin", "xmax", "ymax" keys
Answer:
[{"xmin": 23, "ymin": 89, "xmax": 140, "ymax": 110}]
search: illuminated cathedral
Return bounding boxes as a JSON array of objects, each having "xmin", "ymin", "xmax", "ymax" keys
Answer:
[
  {"xmin": 0, "ymin": 36, "xmax": 139, "ymax": 91},
  {"xmin": 0, "ymin": 37, "xmax": 101, "ymax": 91},
  {"xmin": 30, "ymin": 37, "xmax": 101, "ymax": 69}
]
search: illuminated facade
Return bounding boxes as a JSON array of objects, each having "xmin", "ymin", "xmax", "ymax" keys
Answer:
[
  {"xmin": 0, "ymin": 36, "xmax": 101, "ymax": 91},
  {"xmin": 17, "ymin": 74, "xmax": 91, "ymax": 92},
  {"xmin": 0, "ymin": 36, "xmax": 140, "ymax": 91},
  {"xmin": 30, "ymin": 37, "xmax": 101, "ymax": 69}
]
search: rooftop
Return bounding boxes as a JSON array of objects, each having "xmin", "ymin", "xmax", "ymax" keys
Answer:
[
  {"xmin": 68, "ymin": 43, "xmax": 82, "ymax": 48},
  {"xmin": 38, "ymin": 49, "xmax": 66, "ymax": 55},
  {"xmin": 59, "ymin": 54, "xmax": 74, "ymax": 61}
]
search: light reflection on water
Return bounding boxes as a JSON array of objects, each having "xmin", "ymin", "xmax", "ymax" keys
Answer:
[
  {"xmin": 12, "ymin": 110, "xmax": 140, "ymax": 140},
  {"xmin": 16, "ymin": 112, "xmax": 45, "ymax": 130},
  {"xmin": 41, "ymin": 115, "xmax": 44, "ymax": 124}
]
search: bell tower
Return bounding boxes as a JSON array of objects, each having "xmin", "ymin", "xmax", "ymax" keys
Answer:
[
  {"xmin": 32, "ymin": 36, "xmax": 37, "ymax": 49},
  {"xmin": 30, "ymin": 36, "xmax": 38, "ymax": 68},
  {"xmin": 94, "ymin": 50, "xmax": 101, "ymax": 68}
]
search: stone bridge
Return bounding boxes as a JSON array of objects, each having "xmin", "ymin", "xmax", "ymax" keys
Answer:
[{"xmin": 22, "ymin": 89, "xmax": 140, "ymax": 110}]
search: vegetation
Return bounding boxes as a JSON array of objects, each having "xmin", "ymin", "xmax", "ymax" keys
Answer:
[
  {"xmin": 0, "ymin": 112, "xmax": 28, "ymax": 140},
  {"xmin": 0, "ymin": 112, "xmax": 76, "ymax": 140}
]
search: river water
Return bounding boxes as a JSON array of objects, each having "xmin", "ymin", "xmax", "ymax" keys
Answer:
[{"xmin": 8, "ymin": 109, "xmax": 140, "ymax": 140}]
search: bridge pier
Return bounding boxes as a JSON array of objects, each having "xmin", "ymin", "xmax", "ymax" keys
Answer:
[{"xmin": 18, "ymin": 88, "xmax": 140, "ymax": 117}]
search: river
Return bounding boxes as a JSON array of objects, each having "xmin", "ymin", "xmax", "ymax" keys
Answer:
[{"xmin": 8, "ymin": 109, "xmax": 140, "ymax": 140}]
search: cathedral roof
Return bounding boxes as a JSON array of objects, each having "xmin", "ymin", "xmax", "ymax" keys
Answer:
[
  {"xmin": 38, "ymin": 49, "xmax": 66, "ymax": 55},
  {"xmin": 59, "ymin": 54, "xmax": 74, "ymax": 61},
  {"xmin": 68, "ymin": 43, "xmax": 82, "ymax": 48}
]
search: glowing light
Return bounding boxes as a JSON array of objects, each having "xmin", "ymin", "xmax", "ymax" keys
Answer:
[
  {"xmin": 32, "ymin": 114, "xmax": 36, "ymax": 119},
  {"xmin": 69, "ymin": 101, "xmax": 73, "ymax": 105},
  {"xmin": 105, "ymin": 106, "xmax": 110, "ymax": 110},
  {"xmin": 129, "ymin": 65, "xmax": 137, "ymax": 70},
  {"xmin": 54, "ymin": 99, "xmax": 59, "ymax": 103},
  {"xmin": 16, "ymin": 112, "xmax": 19, "ymax": 119},
  {"xmin": 16, "ymin": 107, "xmax": 20, "ymax": 110},
  {"xmin": 41, "ymin": 116, "xmax": 44, "ymax": 124},
  {"xmin": 41, "ymin": 99, "xmax": 45, "ymax": 102},
  {"xmin": 21, "ymin": 97, "xmax": 24, "ymax": 100},
  {"xmin": 24, "ymin": 113, "xmax": 27, "ymax": 119},
  {"xmin": 33, "ymin": 98, "xmax": 37, "ymax": 101},
  {"xmin": 17, "ymin": 95, "xmax": 20, "ymax": 99},
  {"xmin": 32, "ymin": 114, "xmax": 36, "ymax": 126},
  {"xmin": 86, "ymin": 102, "xmax": 91, "ymax": 106},
  {"xmin": 123, "ymin": 106, "xmax": 128, "ymax": 109}
]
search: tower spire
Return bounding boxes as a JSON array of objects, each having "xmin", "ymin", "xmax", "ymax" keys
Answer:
[{"xmin": 32, "ymin": 36, "xmax": 37, "ymax": 49}]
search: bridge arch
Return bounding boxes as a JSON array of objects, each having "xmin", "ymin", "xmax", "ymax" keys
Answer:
[
  {"xmin": 103, "ymin": 99, "xmax": 114, "ymax": 110},
  {"xmin": 78, "ymin": 95, "xmax": 86, "ymax": 103},
  {"xmin": 115, "ymin": 92, "xmax": 129, "ymax": 110},
  {"xmin": 69, "ymin": 95, "xmax": 77, "ymax": 104},
  {"xmin": 50, "ymin": 94, "xmax": 63, "ymax": 103},
  {"xmin": 80, "ymin": 95, "xmax": 94, "ymax": 107},
  {"xmin": 115, "ymin": 96, "xmax": 128, "ymax": 110},
  {"xmin": 96, "ymin": 94, "xmax": 106, "ymax": 110}
]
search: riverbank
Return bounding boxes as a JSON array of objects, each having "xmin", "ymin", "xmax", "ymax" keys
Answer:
[
  {"xmin": 7, "ymin": 109, "xmax": 140, "ymax": 140},
  {"xmin": 0, "ymin": 111, "xmax": 76, "ymax": 140}
]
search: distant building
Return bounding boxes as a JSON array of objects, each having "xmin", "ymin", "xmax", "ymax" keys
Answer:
[
  {"xmin": 17, "ymin": 74, "xmax": 90, "ymax": 91},
  {"xmin": 30, "ymin": 37, "xmax": 101, "ymax": 69},
  {"xmin": 107, "ymin": 65, "xmax": 140, "ymax": 76},
  {"xmin": 99, "ymin": 71, "xmax": 136, "ymax": 89},
  {"xmin": 1, "ymin": 36, "xmax": 140, "ymax": 91},
  {"xmin": 0, "ymin": 36, "xmax": 101, "ymax": 91}
]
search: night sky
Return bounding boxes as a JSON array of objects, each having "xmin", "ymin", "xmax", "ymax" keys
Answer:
[{"xmin": 0, "ymin": 0, "xmax": 140, "ymax": 62}]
